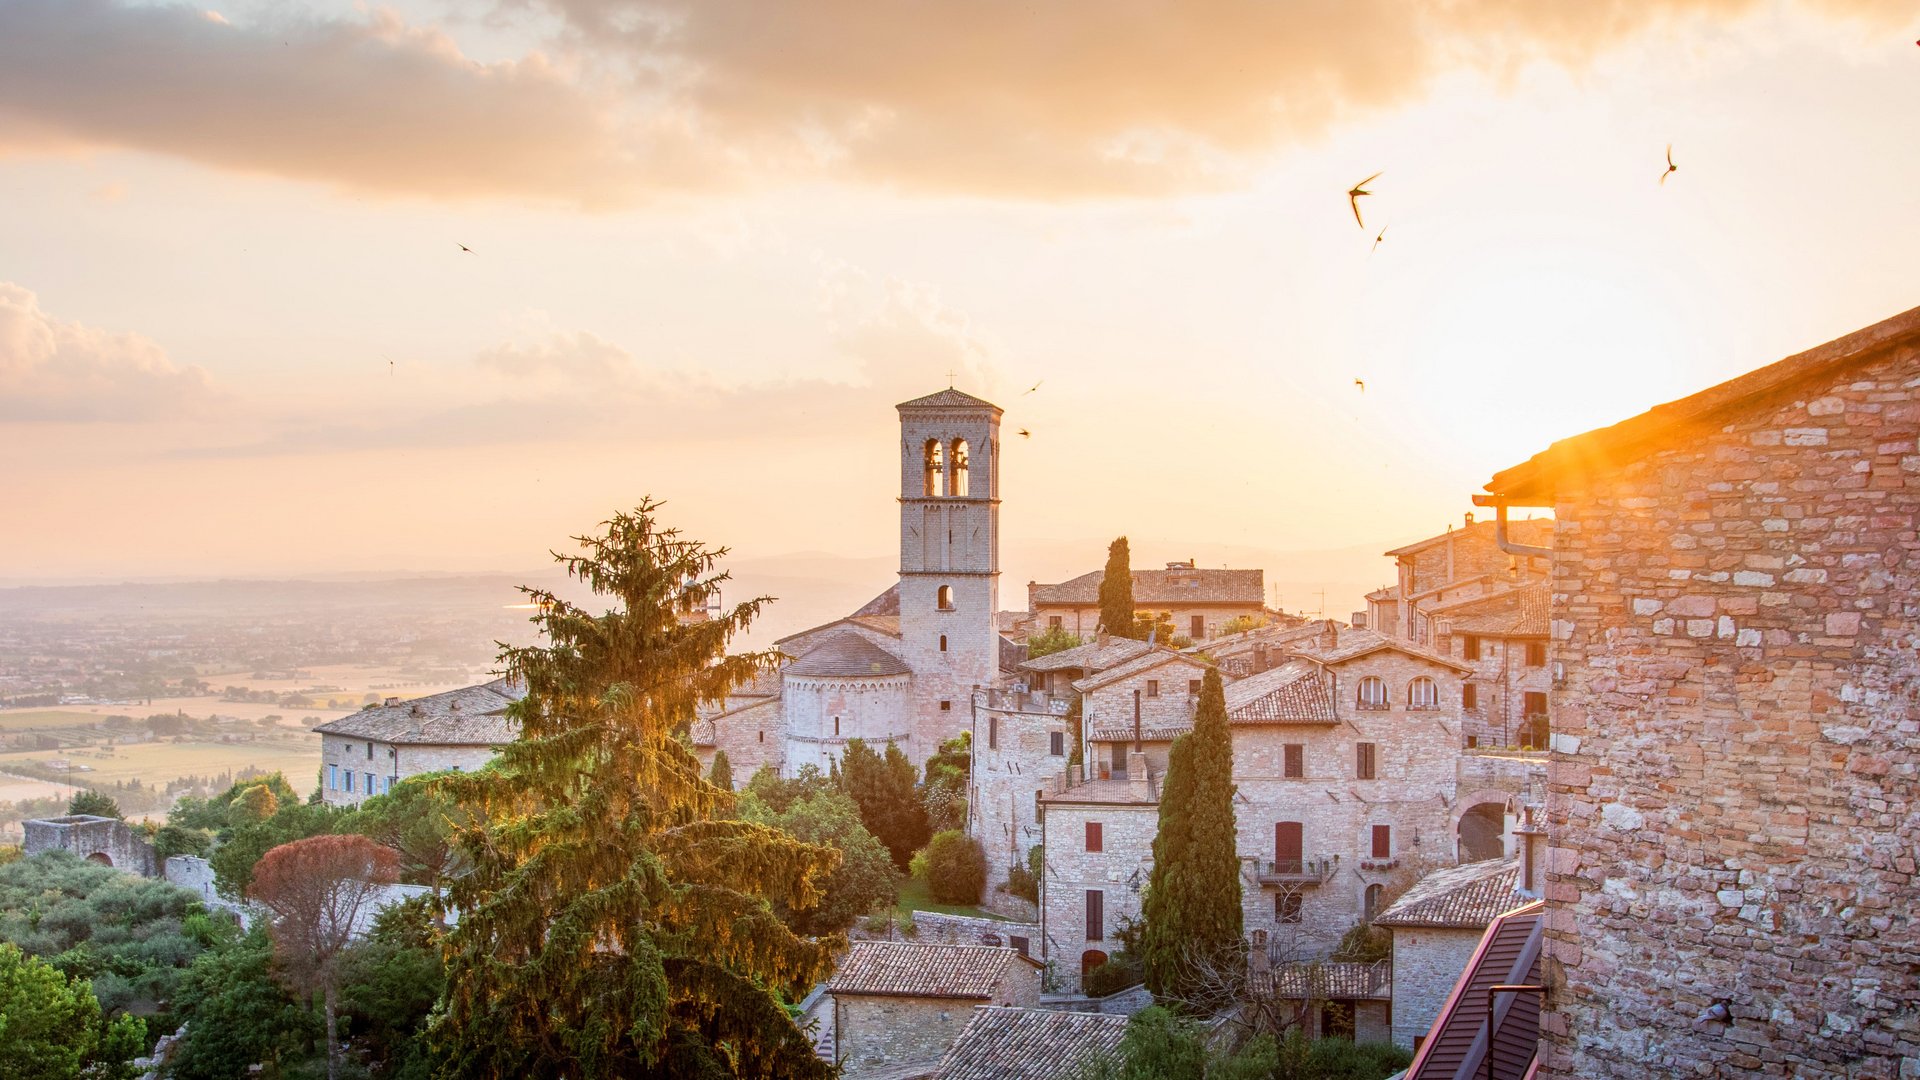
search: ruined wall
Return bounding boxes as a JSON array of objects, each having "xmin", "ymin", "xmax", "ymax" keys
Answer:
[
  {"xmin": 23, "ymin": 815, "xmax": 156, "ymax": 876},
  {"xmin": 1542, "ymin": 341, "xmax": 1920, "ymax": 1077}
]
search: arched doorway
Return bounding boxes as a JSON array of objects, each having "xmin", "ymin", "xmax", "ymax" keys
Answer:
[
  {"xmin": 1081, "ymin": 950, "xmax": 1109, "ymax": 977},
  {"xmin": 86, "ymin": 851, "xmax": 113, "ymax": 867},
  {"xmin": 1457, "ymin": 803, "xmax": 1505, "ymax": 862}
]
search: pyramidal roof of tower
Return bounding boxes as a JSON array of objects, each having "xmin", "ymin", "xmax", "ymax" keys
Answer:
[{"xmin": 896, "ymin": 387, "xmax": 1002, "ymax": 413}]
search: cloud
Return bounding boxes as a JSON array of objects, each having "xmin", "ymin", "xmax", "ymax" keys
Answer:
[
  {"xmin": 0, "ymin": 282, "xmax": 218, "ymax": 422},
  {"xmin": 0, "ymin": 0, "xmax": 676, "ymax": 206},
  {"xmin": 0, "ymin": 0, "xmax": 1900, "ymax": 202},
  {"xmin": 475, "ymin": 330, "xmax": 638, "ymax": 383}
]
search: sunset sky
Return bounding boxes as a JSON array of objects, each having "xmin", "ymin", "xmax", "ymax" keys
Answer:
[{"xmin": 3, "ymin": 0, "xmax": 1917, "ymax": 614}]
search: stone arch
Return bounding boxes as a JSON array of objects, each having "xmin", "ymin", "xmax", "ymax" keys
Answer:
[
  {"xmin": 1080, "ymin": 949, "xmax": 1109, "ymax": 977},
  {"xmin": 1454, "ymin": 788, "xmax": 1512, "ymax": 862},
  {"xmin": 86, "ymin": 851, "xmax": 113, "ymax": 867}
]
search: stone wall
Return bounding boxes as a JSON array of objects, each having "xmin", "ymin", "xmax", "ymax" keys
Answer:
[
  {"xmin": 1388, "ymin": 925, "xmax": 1484, "ymax": 1047},
  {"xmin": 972, "ymin": 690, "xmax": 1072, "ymax": 900},
  {"xmin": 833, "ymin": 963, "xmax": 1039, "ymax": 1075},
  {"xmin": 904, "ymin": 911, "xmax": 1040, "ymax": 956},
  {"xmin": 1541, "ymin": 340, "xmax": 1920, "ymax": 1077},
  {"xmin": 23, "ymin": 815, "xmax": 157, "ymax": 876},
  {"xmin": 320, "ymin": 736, "xmax": 495, "ymax": 807},
  {"xmin": 693, "ymin": 695, "xmax": 785, "ymax": 786},
  {"xmin": 1040, "ymin": 799, "xmax": 1157, "ymax": 992}
]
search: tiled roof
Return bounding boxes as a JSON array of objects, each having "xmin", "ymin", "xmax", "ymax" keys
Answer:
[
  {"xmin": 1071, "ymin": 647, "xmax": 1212, "ymax": 693},
  {"xmin": 935, "ymin": 1007, "xmax": 1129, "ymax": 1080},
  {"xmin": 1374, "ymin": 857, "xmax": 1523, "ymax": 929},
  {"xmin": 1040, "ymin": 778, "xmax": 1160, "ymax": 807},
  {"xmin": 1030, "ymin": 567, "xmax": 1264, "ymax": 607},
  {"xmin": 852, "ymin": 584, "xmax": 901, "ymax": 617},
  {"xmin": 1385, "ymin": 519, "xmax": 1555, "ymax": 558},
  {"xmin": 774, "ymin": 613, "xmax": 902, "ymax": 649},
  {"xmin": 1404, "ymin": 901, "xmax": 1545, "ymax": 1080},
  {"xmin": 897, "ymin": 388, "xmax": 1003, "ymax": 412},
  {"xmin": 1223, "ymin": 660, "xmax": 1336, "ymax": 725},
  {"xmin": 1430, "ymin": 584, "xmax": 1550, "ymax": 638},
  {"xmin": 829, "ymin": 942, "xmax": 1036, "ymax": 1000},
  {"xmin": 784, "ymin": 631, "xmax": 910, "ymax": 678},
  {"xmin": 312, "ymin": 678, "xmax": 522, "ymax": 745},
  {"xmin": 1021, "ymin": 635, "xmax": 1153, "ymax": 674},
  {"xmin": 1253, "ymin": 960, "xmax": 1391, "ymax": 1000},
  {"xmin": 1283, "ymin": 627, "xmax": 1473, "ymax": 674},
  {"xmin": 1487, "ymin": 304, "xmax": 1920, "ymax": 503},
  {"xmin": 1187, "ymin": 621, "xmax": 1327, "ymax": 661}
]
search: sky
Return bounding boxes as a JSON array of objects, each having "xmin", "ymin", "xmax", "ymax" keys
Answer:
[{"xmin": 2, "ymin": 0, "xmax": 1917, "ymax": 617}]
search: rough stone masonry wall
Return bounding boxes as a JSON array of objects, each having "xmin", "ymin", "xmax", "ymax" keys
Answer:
[
  {"xmin": 972, "ymin": 700, "xmax": 1070, "ymax": 902},
  {"xmin": 1042, "ymin": 801, "xmax": 1157, "ymax": 992},
  {"xmin": 24, "ymin": 816, "xmax": 157, "ymax": 876},
  {"xmin": 835, "ymin": 967, "xmax": 1039, "ymax": 1076},
  {"xmin": 1389, "ymin": 926, "xmax": 1485, "ymax": 1048},
  {"xmin": 1541, "ymin": 341, "xmax": 1920, "ymax": 1078}
]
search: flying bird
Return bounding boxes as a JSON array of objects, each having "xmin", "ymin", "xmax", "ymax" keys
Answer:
[
  {"xmin": 1371, "ymin": 225, "xmax": 1387, "ymax": 253},
  {"xmin": 1347, "ymin": 172, "xmax": 1381, "ymax": 228},
  {"xmin": 1017, "ymin": 428, "xmax": 1031, "ymax": 439},
  {"xmin": 1660, "ymin": 145, "xmax": 1677, "ymax": 185},
  {"xmin": 1354, "ymin": 378, "xmax": 1366, "ymax": 393},
  {"xmin": 458, "ymin": 243, "xmax": 476, "ymax": 254},
  {"xmin": 1024, "ymin": 380, "xmax": 1043, "ymax": 395}
]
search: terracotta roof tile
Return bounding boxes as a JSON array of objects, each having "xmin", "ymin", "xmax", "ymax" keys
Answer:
[
  {"xmin": 311, "ymin": 678, "xmax": 522, "ymax": 745},
  {"xmin": 936, "ymin": 1007, "xmax": 1129, "ymax": 1080},
  {"xmin": 1374, "ymin": 857, "xmax": 1523, "ymax": 929},
  {"xmin": 1071, "ymin": 647, "xmax": 1212, "ymax": 694},
  {"xmin": 1431, "ymin": 584, "xmax": 1550, "ymax": 638},
  {"xmin": 1021, "ymin": 636, "xmax": 1153, "ymax": 674},
  {"xmin": 784, "ymin": 631, "xmax": 910, "ymax": 678},
  {"xmin": 1030, "ymin": 567, "xmax": 1264, "ymax": 607},
  {"xmin": 1252, "ymin": 960, "xmax": 1392, "ymax": 1000},
  {"xmin": 1283, "ymin": 627, "xmax": 1473, "ymax": 674},
  {"xmin": 897, "ymin": 388, "xmax": 1003, "ymax": 412},
  {"xmin": 829, "ymin": 942, "xmax": 1035, "ymax": 999},
  {"xmin": 1223, "ymin": 660, "xmax": 1337, "ymax": 725}
]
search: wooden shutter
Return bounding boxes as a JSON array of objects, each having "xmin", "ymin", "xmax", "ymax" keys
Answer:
[
  {"xmin": 1284, "ymin": 744, "xmax": 1304, "ymax": 778},
  {"xmin": 1086, "ymin": 890, "xmax": 1104, "ymax": 941},
  {"xmin": 1086, "ymin": 822, "xmax": 1103, "ymax": 853},
  {"xmin": 1372, "ymin": 824, "xmax": 1391, "ymax": 859},
  {"xmin": 1275, "ymin": 821, "xmax": 1303, "ymax": 871}
]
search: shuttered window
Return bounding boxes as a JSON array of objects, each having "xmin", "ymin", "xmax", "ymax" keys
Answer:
[{"xmin": 1356, "ymin": 742, "xmax": 1377, "ymax": 780}]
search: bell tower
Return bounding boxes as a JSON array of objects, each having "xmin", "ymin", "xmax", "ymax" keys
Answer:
[{"xmin": 895, "ymin": 388, "xmax": 1002, "ymax": 758}]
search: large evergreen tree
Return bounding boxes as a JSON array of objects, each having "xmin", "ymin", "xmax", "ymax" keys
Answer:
[
  {"xmin": 1098, "ymin": 537, "xmax": 1137, "ymax": 638},
  {"xmin": 1140, "ymin": 669, "xmax": 1244, "ymax": 1012},
  {"xmin": 431, "ymin": 502, "xmax": 838, "ymax": 1079},
  {"xmin": 838, "ymin": 738, "xmax": 929, "ymax": 870}
]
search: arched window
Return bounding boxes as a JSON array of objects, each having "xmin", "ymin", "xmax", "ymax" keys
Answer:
[
  {"xmin": 949, "ymin": 439, "xmax": 970, "ymax": 497},
  {"xmin": 1081, "ymin": 950, "xmax": 1109, "ymax": 976},
  {"xmin": 1356, "ymin": 676, "xmax": 1388, "ymax": 710},
  {"xmin": 923, "ymin": 439, "xmax": 946, "ymax": 497},
  {"xmin": 1364, "ymin": 884, "xmax": 1384, "ymax": 922},
  {"xmin": 937, "ymin": 585, "xmax": 955, "ymax": 611},
  {"xmin": 1407, "ymin": 677, "xmax": 1439, "ymax": 710},
  {"xmin": 939, "ymin": 634, "xmax": 948, "ymax": 652}
]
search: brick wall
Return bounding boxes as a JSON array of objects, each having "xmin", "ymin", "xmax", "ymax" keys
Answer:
[{"xmin": 1541, "ymin": 341, "xmax": 1920, "ymax": 1077}]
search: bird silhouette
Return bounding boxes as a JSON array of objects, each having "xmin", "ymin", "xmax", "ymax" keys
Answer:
[
  {"xmin": 1660, "ymin": 145, "xmax": 1677, "ymax": 186},
  {"xmin": 1371, "ymin": 225, "xmax": 1387, "ymax": 253},
  {"xmin": 1024, "ymin": 380, "xmax": 1042, "ymax": 395},
  {"xmin": 384, "ymin": 354, "xmax": 394, "ymax": 375},
  {"xmin": 1354, "ymin": 378, "xmax": 1366, "ymax": 393},
  {"xmin": 458, "ymin": 243, "xmax": 476, "ymax": 254},
  {"xmin": 1017, "ymin": 428, "xmax": 1031, "ymax": 439},
  {"xmin": 1347, "ymin": 172, "xmax": 1381, "ymax": 228}
]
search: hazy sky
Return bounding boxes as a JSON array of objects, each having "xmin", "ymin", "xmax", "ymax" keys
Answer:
[{"xmin": 3, "ymin": 0, "xmax": 1916, "ymax": 599}]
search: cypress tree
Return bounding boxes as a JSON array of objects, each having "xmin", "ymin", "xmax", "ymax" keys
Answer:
[
  {"xmin": 431, "ymin": 501, "xmax": 838, "ymax": 1078},
  {"xmin": 1141, "ymin": 668, "xmax": 1243, "ymax": 1011},
  {"xmin": 1098, "ymin": 537, "xmax": 1137, "ymax": 638},
  {"xmin": 708, "ymin": 750, "xmax": 733, "ymax": 792}
]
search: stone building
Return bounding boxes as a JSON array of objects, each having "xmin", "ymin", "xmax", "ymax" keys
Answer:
[
  {"xmin": 311, "ymin": 678, "xmax": 521, "ymax": 806},
  {"xmin": 1027, "ymin": 561, "xmax": 1265, "ymax": 642},
  {"xmin": 1373, "ymin": 856, "xmax": 1523, "ymax": 1048},
  {"xmin": 1076, "ymin": 646, "xmax": 1216, "ymax": 779},
  {"xmin": 1479, "ymin": 304, "xmax": 1920, "ymax": 1077},
  {"xmin": 1368, "ymin": 518, "xmax": 1554, "ymax": 645},
  {"xmin": 827, "ymin": 940, "xmax": 1042, "ymax": 1076},
  {"xmin": 23, "ymin": 814, "xmax": 157, "ymax": 876},
  {"xmin": 1399, "ymin": 899, "xmax": 1545, "ymax": 1080},
  {"xmin": 934, "ymin": 1005, "xmax": 1129, "ymax": 1080},
  {"xmin": 689, "ymin": 668, "xmax": 784, "ymax": 785},
  {"xmin": 1423, "ymin": 582, "xmax": 1551, "ymax": 751}
]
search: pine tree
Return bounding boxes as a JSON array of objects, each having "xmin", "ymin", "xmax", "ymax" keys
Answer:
[
  {"xmin": 1140, "ymin": 668, "xmax": 1243, "ymax": 1012},
  {"xmin": 708, "ymin": 750, "xmax": 734, "ymax": 792},
  {"xmin": 1098, "ymin": 537, "xmax": 1137, "ymax": 638},
  {"xmin": 431, "ymin": 502, "xmax": 839, "ymax": 1078}
]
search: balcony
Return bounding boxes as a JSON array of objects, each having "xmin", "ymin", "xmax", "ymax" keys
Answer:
[
  {"xmin": 1359, "ymin": 856, "xmax": 1399, "ymax": 872},
  {"xmin": 1254, "ymin": 856, "xmax": 1337, "ymax": 886}
]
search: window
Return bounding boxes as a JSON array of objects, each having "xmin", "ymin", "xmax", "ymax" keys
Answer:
[
  {"xmin": 1086, "ymin": 890, "xmax": 1105, "ymax": 941},
  {"xmin": 1010, "ymin": 935, "xmax": 1030, "ymax": 958},
  {"xmin": 1371, "ymin": 825, "xmax": 1392, "ymax": 859},
  {"xmin": 1365, "ymin": 884, "xmax": 1384, "ymax": 921},
  {"xmin": 833, "ymin": 716, "xmax": 840, "ymax": 737},
  {"xmin": 1463, "ymin": 634, "xmax": 1482, "ymax": 660},
  {"xmin": 937, "ymin": 585, "xmax": 955, "ymax": 610},
  {"xmin": 366, "ymin": 743, "xmax": 374, "ymax": 759},
  {"xmin": 758, "ymin": 730, "xmax": 764, "ymax": 743},
  {"xmin": 328, "ymin": 764, "xmax": 339, "ymax": 790},
  {"xmin": 949, "ymin": 439, "xmax": 970, "ymax": 497},
  {"xmin": 1191, "ymin": 615, "xmax": 1205, "ymax": 639},
  {"xmin": 988, "ymin": 716, "xmax": 999, "ymax": 749},
  {"xmin": 1274, "ymin": 821, "xmax": 1303, "ymax": 872},
  {"xmin": 1407, "ymin": 677, "xmax": 1439, "ymax": 710},
  {"xmin": 1356, "ymin": 676, "xmax": 1388, "ymax": 710},
  {"xmin": 366, "ymin": 773, "xmax": 377, "ymax": 794},
  {"xmin": 1086, "ymin": 822, "xmax": 1104, "ymax": 852},
  {"xmin": 1525, "ymin": 640, "xmax": 1547, "ymax": 667},
  {"xmin": 1050, "ymin": 731, "xmax": 1065, "ymax": 756},
  {"xmin": 923, "ymin": 439, "xmax": 945, "ymax": 496},
  {"xmin": 344, "ymin": 771, "xmax": 354, "ymax": 794},
  {"xmin": 1275, "ymin": 892, "xmax": 1303, "ymax": 923},
  {"xmin": 939, "ymin": 634, "xmax": 948, "ymax": 652},
  {"xmin": 1049, "ymin": 615, "xmax": 1063, "ymax": 630},
  {"xmin": 1525, "ymin": 692, "xmax": 1550, "ymax": 748},
  {"xmin": 1466, "ymin": 734, "xmax": 1478, "ymax": 748},
  {"xmin": 1462, "ymin": 682, "xmax": 1478, "ymax": 709},
  {"xmin": 1145, "ymin": 679, "xmax": 1160, "ymax": 698},
  {"xmin": 1284, "ymin": 744, "xmax": 1304, "ymax": 778},
  {"xmin": 1188, "ymin": 679, "xmax": 1202, "ymax": 696},
  {"xmin": 940, "ymin": 700, "xmax": 952, "ymax": 711},
  {"xmin": 1356, "ymin": 742, "xmax": 1377, "ymax": 780}
]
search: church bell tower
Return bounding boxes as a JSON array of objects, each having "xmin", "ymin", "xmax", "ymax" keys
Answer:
[{"xmin": 895, "ymin": 388, "xmax": 1002, "ymax": 756}]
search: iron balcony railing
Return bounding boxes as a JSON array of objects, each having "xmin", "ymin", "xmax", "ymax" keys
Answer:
[{"xmin": 1255, "ymin": 856, "xmax": 1338, "ymax": 885}]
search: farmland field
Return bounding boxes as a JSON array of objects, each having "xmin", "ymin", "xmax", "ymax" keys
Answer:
[
  {"xmin": 0, "ymin": 710, "xmax": 114, "ymax": 731},
  {"xmin": 0, "ymin": 737, "xmax": 321, "ymax": 799}
]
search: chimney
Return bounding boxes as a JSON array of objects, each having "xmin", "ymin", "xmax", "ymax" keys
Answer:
[
  {"xmin": 1248, "ymin": 928, "xmax": 1271, "ymax": 974},
  {"xmin": 1465, "ymin": 511, "xmax": 1475, "ymax": 527},
  {"xmin": 1127, "ymin": 752, "xmax": 1151, "ymax": 800},
  {"xmin": 384, "ymin": 696, "xmax": 400, "ymax": 707},
  {"xmin": 1351, "ymin": 611, "xmax": 1368, "ymax": 630},
  {"xmin": 1097, "ymin": 630, "xmax": 1110, "ymax": 648},
  {"xmin": 1516, "ymin": 805, "xmax": 1547, "ymax": 899},
  {"xmin": 1253, "ymin": 644, "xmax": 1268, "ymax": 673}
]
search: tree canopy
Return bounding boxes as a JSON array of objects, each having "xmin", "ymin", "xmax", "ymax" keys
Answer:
[
  {"xmin": 65, "ymin": 790, "xmax": 123, "ymax": 819},
  {"xmin": 838, "ymin": 738, "xmax": 929, "ymax": 870},
  {"xmin": 1098, "ymin": 537, "xmax": 1137, "ymax": 638},
  {"xmin": 0, "ymin": 941, "xmax": 145, "ymax": 1080},
  {"xmin": 430, "ymin": 502, "xmax": 839, "ymax": 1078},
  {"xmin": 1142, "ymin": 668, "xmax": 1244, "ymax": 1012},
  {"xmin": 737, "ymin": 785, "xmax": 895, "ymax": 936}
]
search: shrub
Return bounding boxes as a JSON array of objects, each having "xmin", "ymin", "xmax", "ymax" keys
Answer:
[
  {"xmin": 911, "ymin": 831, "xmax": 986, "ymax": 905},
  {"xmin": 1025, "ymin": 626, "xmax": 1083, "ymax": 659},
  {"xmin": 1331, "ymin": 922, "xmax": 1391, "ymax": 964},
  {"xmin": 1001, "ymin": 845, "xmax": 1042, "ymax": 903}
]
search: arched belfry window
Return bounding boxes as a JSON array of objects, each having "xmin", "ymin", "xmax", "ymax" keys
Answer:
[
  {"xmin": 937, "ymin": 585, "xmax": 955, "ymax": 611},
  {"xmin": 950, "ymin": 439, "xmax": 970, "ymax": 497},
  {"xmin": 923, "ymin": 440, "xmax": 946, "ymax": 496}
]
